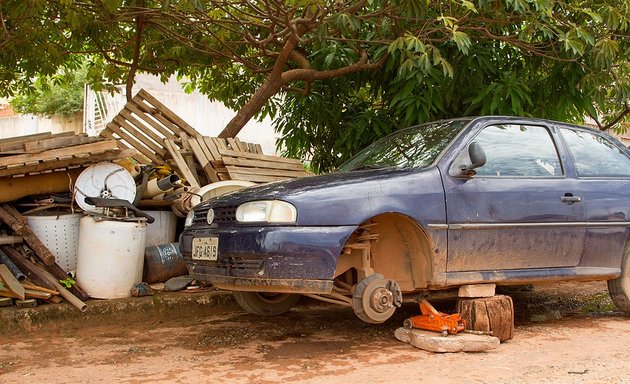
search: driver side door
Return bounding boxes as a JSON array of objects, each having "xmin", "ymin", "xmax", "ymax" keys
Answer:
[{"xmin": 443, "ymin": 123, "xmax": 585, "ymax": 272}]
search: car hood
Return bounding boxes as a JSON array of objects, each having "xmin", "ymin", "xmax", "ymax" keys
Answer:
[
  {"xmin": 201, "ymin": 167, "xmax": 417, "ymax": 206},
  {"xmin": 195, "ymin": 166, "xmax": 445, "ymax": 226}
]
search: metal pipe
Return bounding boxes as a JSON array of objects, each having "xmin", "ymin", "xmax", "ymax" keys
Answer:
[
  {"xmin": 0, "ymin": 249, "xmax": 26, "ymax": 282},
  {"xmin": 143, "ymin": 175, "xmax": 181, "ymax": 198}
]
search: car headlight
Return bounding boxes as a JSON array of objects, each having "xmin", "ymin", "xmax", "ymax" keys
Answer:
[
  {"xmin": 184, "ymin": 209, "xmax": 195, "ymax": 227},
  {"xmin": 236, "ymin": 200, "xmax": 297, "ymax": 223}
]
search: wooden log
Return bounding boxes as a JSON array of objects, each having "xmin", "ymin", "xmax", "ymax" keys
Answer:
[
  {"xmin": 0, "ymin": 245, "xmax": 58, "ymax": 292},
  {"xmin": 0, "ymin": 205, "xmax": 56, "ymax": 265},
  {"xmin": 456, "ymin": 295, "xmax": 514, "ymax": 342}
]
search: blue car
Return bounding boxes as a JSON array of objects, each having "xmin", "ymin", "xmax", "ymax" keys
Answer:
[{"xmin": 180, "ymin": 116, "xmax": 630, "ymax": 323}]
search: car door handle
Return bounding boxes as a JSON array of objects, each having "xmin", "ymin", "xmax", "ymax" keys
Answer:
[{"xmin": 561, "ymin": 193, "xmax": 581, "ymax": 204}]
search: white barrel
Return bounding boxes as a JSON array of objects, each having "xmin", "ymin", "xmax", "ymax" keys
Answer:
[
  {"xmin": 26, "ymin": 213, "xmax": 82, "ymax": 272},
  {"xmin": 76, "ymin": 216, "xmax": 147, "ymax": 299}
]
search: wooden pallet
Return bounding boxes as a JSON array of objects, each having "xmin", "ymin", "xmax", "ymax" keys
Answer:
[
  {"xmin": 0, "ymin": 136, "xmax": 136, "ymax": 178},
  {"xmin": 187, "ymin": 136, "xmax": 265, "ymax": 183},
  {"xmin": 100, "ymin": 89, "xmax": 203, "ymax": 186},
  {"xmin": 212, "ymin": 149, "xmax": 309, "ymax": 183}
]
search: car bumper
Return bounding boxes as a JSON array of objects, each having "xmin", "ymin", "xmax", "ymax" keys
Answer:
[{"xmin": 180, "ymin": 225, "xmax": 356, "ymax": 293}]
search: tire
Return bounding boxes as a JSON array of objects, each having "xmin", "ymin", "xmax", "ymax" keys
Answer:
[
  {"xmin": 608, "ymin": 242, "xmax": 630, "ymax": 316},
  {"xmin": 232, "ymin": 291, "xmax": 300, "ymax": 316}
]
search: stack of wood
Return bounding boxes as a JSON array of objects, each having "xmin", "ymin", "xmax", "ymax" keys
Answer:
[
  {"xmin": 0, "ymin": 132, "xmax": 136, "ymax": 178},
  {"xmin": 101, "ymin": 89, "xmax": 310, "ymax": 189},
  {"xmin": 0, "ymin": 204, "xmax": 87, "ymax": 311}
]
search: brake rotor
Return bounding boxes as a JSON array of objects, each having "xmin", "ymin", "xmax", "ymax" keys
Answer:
[{"xmin": 352, "ymin": 273, "xmax": 402, "ymax": 324}]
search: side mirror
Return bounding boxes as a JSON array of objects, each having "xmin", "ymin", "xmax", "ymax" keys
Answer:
[{"xmin": 460, "ymin": 142, "xmax": 486, "ymax": 177}]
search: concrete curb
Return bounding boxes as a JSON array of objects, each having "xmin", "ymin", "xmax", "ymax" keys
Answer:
[{"xmin": 0, "ymin": 290, "xmax": 240, "ymax": 335}]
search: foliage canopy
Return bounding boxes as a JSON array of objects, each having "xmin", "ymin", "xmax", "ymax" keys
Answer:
[{"xmin": 0, "ymin": 0, "xmax": 628, "ymax": 171}]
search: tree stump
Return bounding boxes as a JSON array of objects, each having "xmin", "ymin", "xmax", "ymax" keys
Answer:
[{"xmin": 456, "ymin": 294, "xmax": 514, "ymax": 342}]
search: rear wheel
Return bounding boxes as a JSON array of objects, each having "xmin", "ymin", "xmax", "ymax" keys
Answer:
[
  {"xmin": 232, "ymin": 291, "xmax": 300, "ymax": 316},
  {"xmin": 608, "ymin": 243, "xmax": 630, "ymax": 316}
]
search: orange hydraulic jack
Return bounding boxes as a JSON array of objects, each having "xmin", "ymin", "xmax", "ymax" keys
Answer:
[{"xmin": 403, "ymin": 299, "xmax": 466, "ymax": 336}]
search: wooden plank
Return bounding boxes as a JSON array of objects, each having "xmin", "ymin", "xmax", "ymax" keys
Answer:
[
  {"xmin": 0, "ymin": 140, "xmax": 120, "ymax": 168},
  {"xmin": 0, "ymin": 149, "xmax": 136, "ymax": 177},
  {"xmin": 180, "ymin": 132, "xmax": 200, "ymax": 186},
  {"xmin": 217, "ymin": 149, "xmax": 304, "ymax": 165},
  {"xmin": 194, "ymin": 137, "xmax": 215, "ymax": 163},
  {"xmin": 212, "ymin": 137, "xmax": 229, "ymax": 150},
  {"xmin": 0, "ymin": 264, "xmax": 25, "ymax": 300},
  {"xmin": 105, "ymin": 123, "xmax": 163, "ymax": 164},
  {"xmin": 124, "ymin": 102, "xmax": 176, "ymax": 140},
  {"xmin": 112, "ymin": 115, "xmax": 166, "ymax": 157},
  {"xmin": 202, "ymin": 137, "xmax": 222, "ymax": 160},
  {"xmin": 226, "ymin": 172, "xmax": 292, "ymax": 183},
  {"xmin": 225, "ymin": 165, "xmax": 307, "ymax": 178},
  {"xmin": 136, "ymin": 89, "xmax": 200, "ymax": 137},
  {"xmin": 188, "ymin": 138, "xmax": 220, "ymax": 183},
  {"xmin": 226, "ymin": 138, "xmax": 242, "ymax": 152},
  {"xmin": 0, "ymin": 132, "xmax": 53, "ymax": 145},
  {"xmin": 220, "ymin": 157, "xmax": 308, "ymax": 172},
  {"xmin": 164, "ymin": 140, "xmax": 200, "ymax": 188},
  {"xmin": 130, "ymin": 95, "xmax": 183, "ymax": 135},
  {"xmin": 119, "ymin": 108, "xmax": 169, "ymax": 145},
  {"xmin": 22, "ymin": 135, "xmax": 96, "ymax": 153}
]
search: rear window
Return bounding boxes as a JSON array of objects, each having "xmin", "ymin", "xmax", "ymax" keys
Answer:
[{"xmin": 561, "ymin": 128, "xmax": 630, "ymax": 178}]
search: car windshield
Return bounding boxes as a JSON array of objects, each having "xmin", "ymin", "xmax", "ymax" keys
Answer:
[{"xmin": 338, "ymin": 119, "xmax": 471, "ymax": 172}]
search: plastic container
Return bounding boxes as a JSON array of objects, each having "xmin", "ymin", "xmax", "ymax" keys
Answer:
[
  {"xmin": 143, "ymin": 210, "xmax": 177, "ymax": 247},
  {"xmin": 76, "ymin": 216, "xmax": 147, "ymax": 299},
  {"xmin": 26, "ymin": 213, "xmax": 82, "ymax": 272},
  {"xmin": 143, "ymin": 243, "xmax": 188, "ymax": 284}
]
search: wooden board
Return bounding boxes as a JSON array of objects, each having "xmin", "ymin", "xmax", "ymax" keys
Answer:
[
  {"xmin": 164, "ymin": 140, "xmax": 200, "ymax": 188},
  {"xmin": 0, "ymin": 148, "xmax": 136, "ymax": 177},
  {"xmin": 0, "ymin": 264, "xmax": 25, "ymax": 300},
  {"xmin": 0, "ymin": 140, "xmax": 119, "ymax": 167}
]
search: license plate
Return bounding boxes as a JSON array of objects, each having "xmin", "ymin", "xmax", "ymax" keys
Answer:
[{"xmin": 192, "ymin": 237, "xmax": 219, "ymax": 261}]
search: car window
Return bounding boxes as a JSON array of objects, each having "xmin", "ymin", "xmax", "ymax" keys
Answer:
[
  {"xmin": 337, "ymin": 119, "xmax": 470, "ymax": 171},
  {"xmin": 560, "ymin": 128, "xmax": 630, "ymax": 177},
  {"xmin": 473, "ymin": 124, "xmax": 562, "ymax": 177}
]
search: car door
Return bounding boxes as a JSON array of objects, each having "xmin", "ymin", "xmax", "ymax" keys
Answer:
[
  {"xmin": 442, "ymin": 122, "xmax": 585, "ymax": 272},
  {"xmin": 557, "ymin": 127, "xmax": 630, "ymax": 269}
]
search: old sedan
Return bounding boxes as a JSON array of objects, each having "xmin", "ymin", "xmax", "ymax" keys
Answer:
[{"xmin": 180, "ymin": 116, "xmax": 630, "ymax": 323}]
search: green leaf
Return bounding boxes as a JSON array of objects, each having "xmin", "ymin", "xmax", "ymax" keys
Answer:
[{"xmin": 451, "ymin": 28, "xmax": 472, "ymax": 54}]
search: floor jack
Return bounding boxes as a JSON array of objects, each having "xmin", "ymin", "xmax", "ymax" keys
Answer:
[{"xmin": 403, "ymin": 299, "xmax": 466, "ymax": 336}]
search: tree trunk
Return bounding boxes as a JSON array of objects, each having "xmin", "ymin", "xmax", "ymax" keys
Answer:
[
  {"xmin": 457, "ymin": 295, "xmax": 514, "ymax": 342},
  {"xmin": 218, "ymin": 74, "xmax": 283, "ymax": 138}
]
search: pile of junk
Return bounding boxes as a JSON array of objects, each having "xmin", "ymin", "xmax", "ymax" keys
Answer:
[{"xmin": 0, "ymin": 89, "xmax": 308, "ymax": 312}]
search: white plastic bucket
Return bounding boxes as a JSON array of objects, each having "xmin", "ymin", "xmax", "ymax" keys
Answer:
[
  {"xmin": 142, "ymin": 210, "xmax": 177, "ymax": 247},
  {"xmin": 76, "ymin": 216, "xmax": 147, "ymax": 299},
  {"xmin": 26, "ymin": 213, "xmax": 82, "ymax": 272}
]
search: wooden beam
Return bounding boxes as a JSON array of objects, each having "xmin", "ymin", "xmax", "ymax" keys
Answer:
[
  {"xmin": 136, "ymin": 89, "xmax": 200, "ymax": 137},
  {"xmin": 0, "ymin": 140, "xmax": 120, "ymax": 167},
  {"xmin": 164, "ymin": 140, "xmax": 200, "ymax": 188},
  {"xmin": 0, "ymin": 149, "xmax": 136, "ymax": 177},
  {"xmin": 0, "ymin": 264, "xmax": 25, "ymax": 300},
  {"xmin": 217, "ymin": 149, "xmax": 304, "ymax": 165}
]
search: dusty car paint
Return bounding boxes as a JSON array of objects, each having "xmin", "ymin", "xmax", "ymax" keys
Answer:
[{"xmin": 181, "ymin": 116, "xmax": 630, "ymax": 294}]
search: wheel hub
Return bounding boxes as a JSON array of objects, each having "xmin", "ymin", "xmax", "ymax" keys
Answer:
[
  {"xmin": 370, "ymin": 287, "xmax": 394, "ymax": 313},
  {"xmin": 352, "ymin": 273, "xmax": 402, "ymax": 324}
]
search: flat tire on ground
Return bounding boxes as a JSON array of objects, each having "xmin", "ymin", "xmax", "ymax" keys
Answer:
[
  {"xmin": 608, "ymin": 242, "xmax": 630, "ymax": 316},
  {"xmin": 232, "ymin": 291, "xmax": 300, "ymax": 316}
]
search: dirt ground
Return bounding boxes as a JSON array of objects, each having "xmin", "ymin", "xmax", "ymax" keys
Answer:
[{"xmin": 1, "ymin": 281, "xmax": 629, "ymax": 384}]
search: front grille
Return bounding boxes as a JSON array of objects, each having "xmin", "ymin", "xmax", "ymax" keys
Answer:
[
  {"xmin": 207, "ymin": 256, "xmax": 264, "ymax": 277},
  {"xmin": 193, "ymin": 205, "xmax": 237, "ymax": 226}
]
